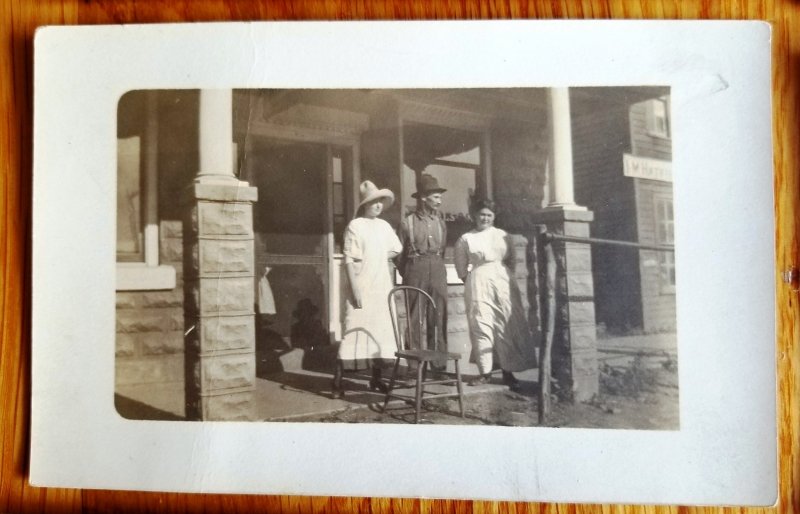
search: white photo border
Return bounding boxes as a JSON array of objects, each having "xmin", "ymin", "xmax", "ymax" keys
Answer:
[{"xmin": 31, "ymin": 20, "xmax": 776, "ymax": 505}]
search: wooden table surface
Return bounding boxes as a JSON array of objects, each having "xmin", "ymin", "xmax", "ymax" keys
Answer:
[{"xmin": 1, "ymin": 1, "xmax": 794, "ymax": 513}]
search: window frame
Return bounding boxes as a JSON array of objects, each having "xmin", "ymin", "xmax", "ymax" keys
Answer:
[
  {"xmin": 653, "ymin": 193, "xmax": 676, "ymax": 294},
  {"xmin": 645, "ymin": 97, "xmax": 671, "ymax": 139},
  {"xmin": 116, "ymin": 90, "xmax": 175, "ymax": 291}
]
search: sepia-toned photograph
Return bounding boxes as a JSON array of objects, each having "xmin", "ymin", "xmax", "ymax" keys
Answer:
[{"xmin": 114, "ymin": 87, "xmax": 678, "ymax": 428}]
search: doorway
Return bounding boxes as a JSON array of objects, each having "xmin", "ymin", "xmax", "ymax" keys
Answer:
[{"xmin": 243, "ymin": 138, "xmax": 354, "ymax": 351}]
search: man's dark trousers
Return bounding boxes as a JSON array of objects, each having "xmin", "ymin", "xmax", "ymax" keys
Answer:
[{"xmin": 403, "ymin": 254, "xmax": 448, "ymax": 369}]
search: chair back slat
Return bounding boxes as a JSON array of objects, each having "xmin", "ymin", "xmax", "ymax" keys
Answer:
[
  {"xmin": 388, "ymin": 286, "xmax": 438, "ymax": 352},
  {"xmin": 418, "ymin": 292, "xmax": 425, "ymax": 348}
]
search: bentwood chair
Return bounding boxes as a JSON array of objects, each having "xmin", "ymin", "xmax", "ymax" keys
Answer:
[{"xmin": 382, "ymin": 286, "xmax": 465, "ymax": 423}]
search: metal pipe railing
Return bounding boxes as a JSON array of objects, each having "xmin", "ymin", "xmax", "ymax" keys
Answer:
[
  {"xmin": 537, "ymin": 230, "xmax": 674, "ymax": 424},
  {"xmin": 542, "ymin": 232, "xmax": 674, "ymax": 252}
]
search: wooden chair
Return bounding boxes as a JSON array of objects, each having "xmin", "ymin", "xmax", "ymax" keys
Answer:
[{"xmin": 381, "ymin": 286, "xmax": 465, "ymax": 423}]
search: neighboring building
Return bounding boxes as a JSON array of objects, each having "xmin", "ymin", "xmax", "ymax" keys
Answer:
[
  {"xmin": 572, "ymin": 90, "xmax": 675, "ymax": 335},
  {"xmin": 115, "ymin": 87, "xmax": 670, "ymax": 420}
]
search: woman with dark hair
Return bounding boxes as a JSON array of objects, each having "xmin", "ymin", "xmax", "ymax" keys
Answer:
[
  {"xmin": 454, "ymin": 198, "xmax": 536, "ymax": 390},
  {"xmin": 331, "ymin": 181, "xmax": 403, "ymax": 399}
]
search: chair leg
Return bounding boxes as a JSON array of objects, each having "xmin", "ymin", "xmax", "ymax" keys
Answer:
[
  {"xmin": 383, "ymin": 359, "xmax": 400, "ymax": 413},
  {"xmin": 420, "ymin": 361, "xmax": 428, "ymax": 410},
  {"xmin": 414, "ymin": 360, "xmax": 424, "ymax": 424},
  {"xmin": 455, "ymin": 360, "xmax": 465, "ymax": 418}
]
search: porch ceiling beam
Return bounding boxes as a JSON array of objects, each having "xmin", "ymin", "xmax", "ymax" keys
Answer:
[
  {"xmin": 431, "ymin": 158, "xmax": 481, "ymax": 169},
  {"xmin": 258, "ymin": 89, "xmax": 304, "ymax": 121}
]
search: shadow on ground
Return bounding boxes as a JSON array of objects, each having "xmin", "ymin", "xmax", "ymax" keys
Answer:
[
  {"xmin": 115, "ymin": 393, "xmax": 186, "ymax": 421},
  {"xmin": 264, "ymin": 370, "xmax": 392, "ymax": 406}
]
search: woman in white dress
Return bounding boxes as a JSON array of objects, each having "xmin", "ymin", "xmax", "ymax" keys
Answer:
[
  {"xmin": 454, "ymin": 198, "xmax": 537, "ymax": 391},
  {"xmin": 331, "ymin": 181, "xmax": 403, "ymax": 399}
]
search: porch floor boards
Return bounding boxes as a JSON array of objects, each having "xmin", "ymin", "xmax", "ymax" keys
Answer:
[
  {"xmin": 113, "ymin": 332, "xmax": 676, "ymax": 421},
  {"xmin": 114, "ymin": 368, "xmax": 513, "ymax": 422}
]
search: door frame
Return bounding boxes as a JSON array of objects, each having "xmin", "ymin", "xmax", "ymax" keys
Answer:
[{"xmin": 240, "ymin": 111, "xmax": 367, "ymax": 341}]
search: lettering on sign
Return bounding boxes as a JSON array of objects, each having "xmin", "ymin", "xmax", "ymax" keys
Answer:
[{"xmin": 623, "ymin": 153, "xmax": 672, "ymax": 182}]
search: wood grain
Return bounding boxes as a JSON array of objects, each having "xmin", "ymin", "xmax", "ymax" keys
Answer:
[{"xmin": 0, "ymin": 1, "xmax": 793, "ymax": 512}]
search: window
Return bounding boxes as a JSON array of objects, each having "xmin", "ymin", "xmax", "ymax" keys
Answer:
[
  {"xmin": 330, "ymin": 146, "xmax": 353, "ymax": 253},
  {"xmin": 116, "ymin": 90, "xmax": 175, "ymax": 291},
  {"xmin": 398, "ymin": 104, "xmax": 492, "ymax": 284},
  {"xmin": 646, "ymin": 97, "xmax": 671, "ymax": 139},
  {"xmin": 401, "ymin": 122, "xmax": 486, "ymax": 256},
  {"xmin": 402, "ymin": 152, "xmax": 479, "ymax": 252},
  {"xmin": 117, "ymin": 136, "xmax": 143, "ymax": 262},
  {"xmin": 654, "ymin": 195, "xmax": 676, "ymax": 293}
]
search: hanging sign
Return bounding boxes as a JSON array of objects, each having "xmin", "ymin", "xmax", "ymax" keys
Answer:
[{"xmin": 623, "ymin": 153, "xmax": 672, "ymax": 182}]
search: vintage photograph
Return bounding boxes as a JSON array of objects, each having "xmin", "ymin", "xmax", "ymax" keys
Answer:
[{"xmin": 114, "ymin": 87, "xmax": 678, "ymax": 428}]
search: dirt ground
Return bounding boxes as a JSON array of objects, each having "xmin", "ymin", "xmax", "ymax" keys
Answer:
[{"xmin": 289, "ymin": 356, "xmax": 680, "ymax": 429}]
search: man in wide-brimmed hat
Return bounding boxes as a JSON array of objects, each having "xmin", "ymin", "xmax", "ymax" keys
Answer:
[{"xmin": 396, "ymin": 174, "xmax": 449, "ymax": 371}]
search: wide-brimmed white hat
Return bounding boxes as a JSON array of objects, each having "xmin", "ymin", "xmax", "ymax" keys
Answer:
[{"xmin": 355, "ymin": 180, "xmax": 394, "ymax": 215}]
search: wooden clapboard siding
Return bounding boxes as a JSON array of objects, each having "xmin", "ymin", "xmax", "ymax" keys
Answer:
[
  {"xmin": 634, "ymin": 181, "xmax": 678, "ymax": 333},
  {"xmin": 629, "ymin": 99, "xmax": 673, "ymax": 160},
  {"xmin": 572, "ymin": 98, "xmax": 644, "ymax": 333},
  {"xmin": 629, "ymin": 99, "xmax": 676, "ymax": 332}
]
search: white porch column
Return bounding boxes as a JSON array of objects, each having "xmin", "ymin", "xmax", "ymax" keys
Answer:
[
  {"xmin": 534, "ymin": 87, "xmax": 598, "ymax": 403},
  {"xmin": 196, "ymin": 89, "xmax": 238, "ymax": 183},
  {"xmin": 547, "ymin": 87, "xmax": 579, "ymax": 208},
  {"xmin": 185, "ymin": 88, "xmax": 258, "ymax": 421}
]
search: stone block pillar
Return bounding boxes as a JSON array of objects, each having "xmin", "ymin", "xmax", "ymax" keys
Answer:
[
  {"xmin": 534, "ymin": 208, "xmax": 599, "ymax": 402},
  {"xmin": 184, "ymin": 182, "xmax": 258, "ymax": 420}
]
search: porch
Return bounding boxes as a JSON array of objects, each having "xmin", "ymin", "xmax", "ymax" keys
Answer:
[
  {"xmin": 114, "ymin": 332, "xmax": 676, "ymax": 424},
  {"xmin": 115, "ymin": 86, "xmax": 672, "ymax": 421},
  {"xmin": 114, "ymin": 344, "xmax": 519, "ymax": 422}
]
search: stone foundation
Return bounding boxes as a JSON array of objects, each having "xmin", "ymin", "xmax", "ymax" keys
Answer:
[{"xmin": 115, "ymin": 221, "xmax": 184, "ymax": 388}]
